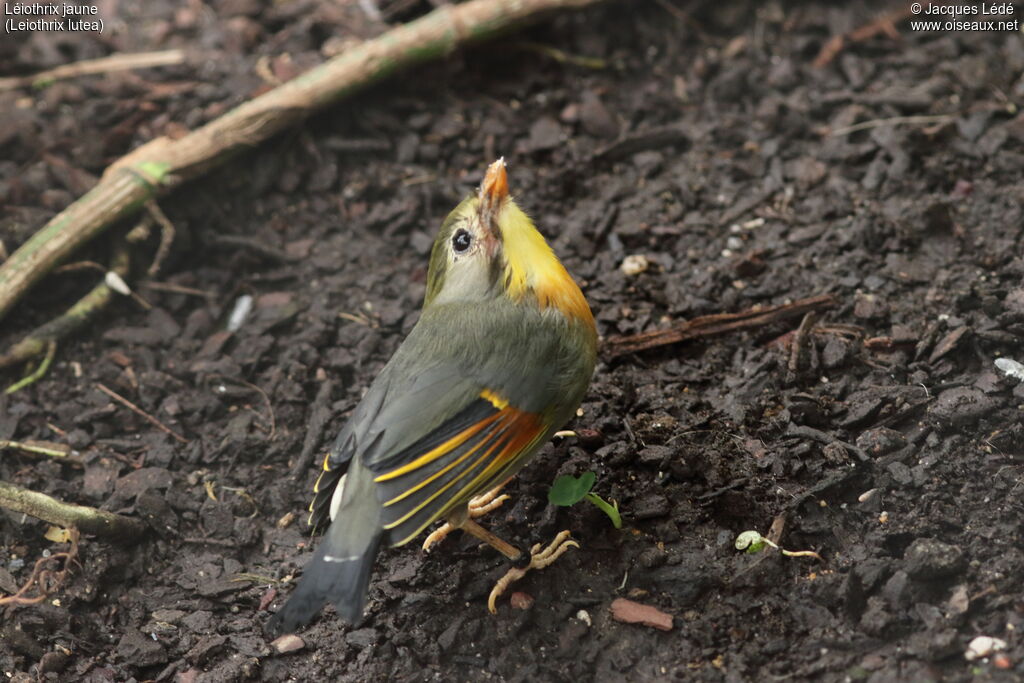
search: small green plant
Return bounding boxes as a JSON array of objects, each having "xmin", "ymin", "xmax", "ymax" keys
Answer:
[
  {"xmin": 734, "ymin": 530, "xmax": 822, "ymax": 560},
  {"xmin": 548, "ymin": 472, "xmax": 622, "ymax": 529}
]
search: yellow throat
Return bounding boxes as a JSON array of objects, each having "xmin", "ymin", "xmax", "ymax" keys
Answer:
[{"xmin": 497, "ymin": 198, "xmax": 593, "ymax": 327}]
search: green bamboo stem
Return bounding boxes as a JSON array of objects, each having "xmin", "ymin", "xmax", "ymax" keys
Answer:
[{"xmin": 0, "ymin": 0, "xmax": 604, "ymax": 325}]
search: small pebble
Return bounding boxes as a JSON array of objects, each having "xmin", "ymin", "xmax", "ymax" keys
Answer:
[
  {"xmin": 576, "ymin": 609, "xmax": 592, "ymax": 627},
  {"xmin": 964, "ymin": 635, "xmax": 1006, "ymax": 661},
  {"xmin": 271, "ymin": 634, "xmax": 305, "ymax": 655},
  {"xmin": 995, "ymin": 357, "xmax": 1024, "ymax": 382},
  {"xmin": 510, "ymin": 592, "xmax": 534, "ymax": 610},
  {"xmin": 620, "ymin": 254, "xmax": 650, "ymax": 276},
  {"xmin": 857, "ymin": 488, "xmax": 878, "ymax": 503},
  {"xmin": 227, "ymin": 295, "xmax": 253, "ymax": 332}
]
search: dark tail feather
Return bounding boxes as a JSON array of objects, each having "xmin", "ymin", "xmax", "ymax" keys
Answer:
[
  {"xmin": 266, "ymin": 531, "xmax": 382, "ymax": 635},
  {"xmin": 267, "ymin": 461, "xmax": 383, "ymax": 636}
]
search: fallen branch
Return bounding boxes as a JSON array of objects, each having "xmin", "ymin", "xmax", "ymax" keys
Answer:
[
  {"xmin": 0, "ymin": 50, "xmax": 186, "ymax": 92},
  {"xmin": 0, "ymin": 0, "xmax": 604, "ymax": 326},
  {"xmin": 0, "ymin": 481, "xmax": 145, "ymax": 542},
  {"xmin": 602, "ymin": 294, "xmax": 837, "ymax": 359}
]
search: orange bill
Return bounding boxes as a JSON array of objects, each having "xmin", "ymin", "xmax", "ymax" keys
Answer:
[{"xmin": 478, "ymin": 158, "xmax": 509, "ymax": 223}]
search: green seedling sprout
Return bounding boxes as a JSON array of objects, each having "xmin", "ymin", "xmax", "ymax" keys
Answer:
[
  {"xmin": 735, "ymin": 530, "xmax": 822, "ymax": 560},
  {"xmin": 548, "ymin": 471, "xmax": 622, "ymax": 529}
]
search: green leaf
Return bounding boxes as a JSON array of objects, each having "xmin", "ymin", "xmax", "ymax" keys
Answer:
[{"xmin": 548, "ymin": 471, "xmax": 596, "ymax": 506}]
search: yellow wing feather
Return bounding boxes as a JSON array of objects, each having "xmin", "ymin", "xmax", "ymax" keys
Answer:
[{"xmin": 371, "ymin": 390, "xmax": 548, "ymax": 546}]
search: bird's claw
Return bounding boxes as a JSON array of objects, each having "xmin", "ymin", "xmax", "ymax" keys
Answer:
[
  {"xmin": 422, "ymin": 488, "xmax": 511, "ymax": 552},
  {"xmin": 487, "ymin": 530, "xmax": 578, "ymax": 613}
]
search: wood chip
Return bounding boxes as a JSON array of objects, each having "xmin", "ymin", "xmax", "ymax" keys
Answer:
[
  {"xmin": 610, "ymin": 597, "xmax": 673, "ymax": 631},
  {"xmin": 258, "ymin": 587, "xmax": 277, "ymax": 612},
  {"xmin": 928, "ymin": 326, "xmax": 970, "ymax": 364}
]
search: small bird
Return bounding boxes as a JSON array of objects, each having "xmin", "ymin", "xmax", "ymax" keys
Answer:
[{"xmin": 267, "ymin": 159, "xmax": 597, "ymax": 634}]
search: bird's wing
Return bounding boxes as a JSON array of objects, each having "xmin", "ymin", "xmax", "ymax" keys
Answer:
[
  {"xmin": 367, "ymin": 385, "xmax": 547, "ymax": 545},
  {"xmin": 307, "ymin": 304, "xmax": 571, "ymax": 545},
  {"xmin": 287, "ymin": 365, "xmax": 545, "ymax": 632}
]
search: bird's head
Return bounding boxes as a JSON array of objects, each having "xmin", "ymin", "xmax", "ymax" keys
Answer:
[{"xmin": 425, "ymin": 159, "xmax": 593, "ymax": 326}]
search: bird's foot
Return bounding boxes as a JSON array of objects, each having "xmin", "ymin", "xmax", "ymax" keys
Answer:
[
  {"xmin": 487, "ymin": 530, "xmax": 578, "ymax": 614},
  {"xmin": 422, "ymin": 486, "xmax": 511, "ymax": 552}
]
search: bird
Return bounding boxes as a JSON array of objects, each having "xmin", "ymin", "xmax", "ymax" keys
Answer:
[{"xmin": 267, "ymin": 159, "xmax": 597, "ymax": 635}]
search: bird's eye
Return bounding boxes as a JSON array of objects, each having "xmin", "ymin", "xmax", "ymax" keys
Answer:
[{"xmin": 452, "ymin": 229, "xmax": 472, "ymax": 253}]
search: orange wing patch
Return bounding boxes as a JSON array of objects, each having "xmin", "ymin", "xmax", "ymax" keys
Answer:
[{"xmin": 372, "ymin": 391, "xmax": 547, "ymax": 546}]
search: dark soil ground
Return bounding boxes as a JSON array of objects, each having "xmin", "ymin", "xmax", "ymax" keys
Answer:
[{"xmin": 3, "ymin": 1, "xmax": 1024, "ymax": 680}]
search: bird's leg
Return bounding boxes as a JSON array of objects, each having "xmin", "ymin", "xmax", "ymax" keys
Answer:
[
  {"xmin": 422, "ymin": 482, "xmax": 512, "ymax": 552},
  {"xmin": 458, "ymin": 519, "xmax": 521, "ymax": 560},
  {"xmin": 487, "ymin": 530, "xmax": 578, "ymax": 613}
]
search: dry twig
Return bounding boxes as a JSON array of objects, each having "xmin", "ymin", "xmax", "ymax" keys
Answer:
[
  {"xmin": 786, "ymin": 310, "xmax": 820, "ymax": 382},
  {"xmin": 144, "ymin": 201, "xmax": 177, "ymax": 277},
  {"xmin": 95, "ymin": 382, "xmax": 188, "ymax": 443},
  {"xmin": 828, "ymin": 114, "xmax": 954, "ymax": 137},
  {"xmin": 0, "ymin": 439, "xmax": 82, "ymax": 467},
  {"xmin": 813, "ymin": 2, "xmax": 936, "ymax": 68},
  {"xmin": 602, "ymin": 294, "xmax": 837, "ymax": 359}
]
